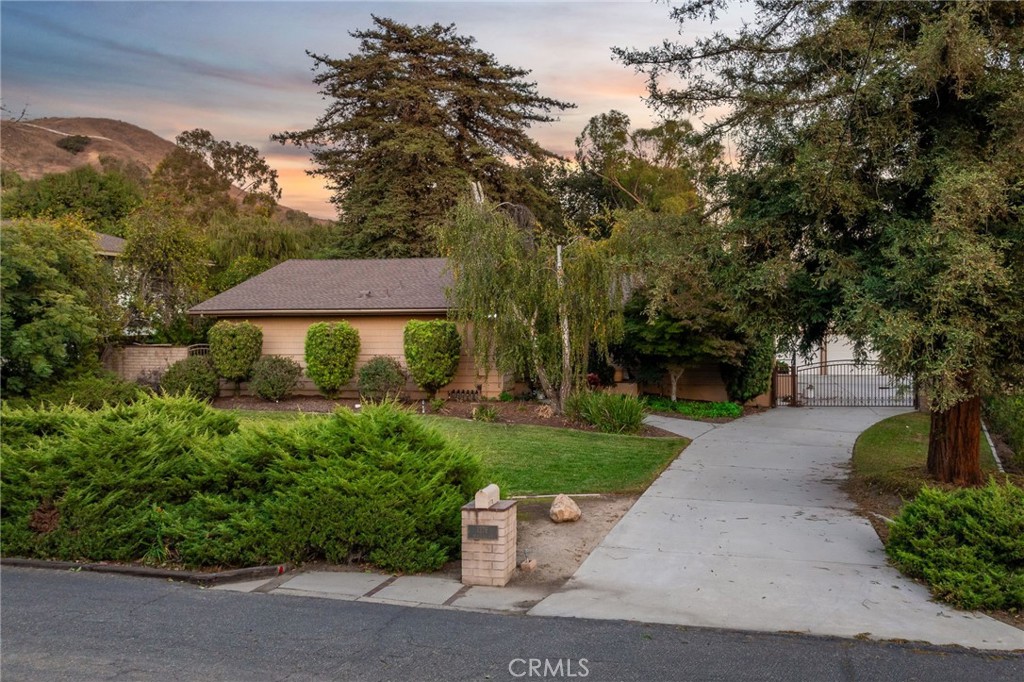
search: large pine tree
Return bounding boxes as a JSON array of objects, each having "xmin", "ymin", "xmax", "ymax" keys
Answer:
[{"xmin": 274, "ymin": 16, "xmax": 573, "ymax": 257}]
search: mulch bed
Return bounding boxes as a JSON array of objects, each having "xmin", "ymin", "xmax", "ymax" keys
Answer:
[{"xmin": 213, "ymin": 395, "xmax": 679, "ymax": 438}]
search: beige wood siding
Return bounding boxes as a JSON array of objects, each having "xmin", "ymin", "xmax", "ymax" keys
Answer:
[
  {"xmin": 247, "ymin": 315, "xmax": 506, "ymax": 399},
  {"xmin": 640, "ymin": 361, "xmax": 771, "ymax": 408}
]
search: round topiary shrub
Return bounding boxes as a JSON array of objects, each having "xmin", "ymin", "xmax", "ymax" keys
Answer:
[
  {"xmin": 305, "ymin": 321, "xmax": 360, "ymax": 397},
  {"xmin": 208, "ymin": 321, "xmax": 263, "ymax": 388},
  {"xmin": 403, "ymin": 320, "xmax": 461, "ymax": 397},
  {"xmin": 160, "ymin": 356, "xmax": 220, "ymax": 401},
  {"xmin": 358, "ymin": 356, "xmax": 407, "ymax": 402},
  {"xmin": 250, "ymin": 355, "xmax": 302, "ymax": 402}
]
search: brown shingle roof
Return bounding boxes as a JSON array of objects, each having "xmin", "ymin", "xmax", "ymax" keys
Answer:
[
  {"xmin": 189, "ymin": 258, "xmax": 451, "ymax": 316},
  {"xmin": 93, "ymin": 231, "xmax": 126, "ymax": 256}
]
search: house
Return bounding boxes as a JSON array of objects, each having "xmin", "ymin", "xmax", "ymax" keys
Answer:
[{"xmin": 188, "ymin": 258, "xmax": 507, "ymax": 399}]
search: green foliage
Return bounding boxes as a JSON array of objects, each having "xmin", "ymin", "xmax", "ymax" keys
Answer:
[
  {"xmin": 565, "ymin": 391, "xmax": 646, "ymax": 435},
  {"xmin": 0, "ymin": 396, "xmax": 481, "ymax": 573},
  {"xmin": 358, "ymin": 356, "xmax": 406, "ymax": 401},
  {"xmin": 471, "ymin": 404, "xmax": 499, "ymax": 423},
  {"xmin": 160, "ymin": 356, "xmax": 220, "ymax": 402},
  {"xmin": 721, "ymin": 336, "xmax": 775, "ymax": 405},
  {"xmin": 984, "ymin": 393, "xmax": 1024, "ymax": 466},
  {"xmin": 644, "ymin": 397, "xmax": 742, "ymax": 420},
  {"xmin": 211, "ymin": 255, "xmax": 270, "ymax": 293},
  {"xmin": 208, "ymin": 321, "xmax": 263, "ymax": 384},
  {"xmin": 175, "ymin": 128, "xmax": 281, "ymax": 209},
  {"xmin": 1, "ymin": 217, "xmax": 119, "ymax": 395},
  {"xmin": 55, "ymin": 135, "xmax": 91, "ymax": 155},
  {"xmin": 304, "ymin": 321, "xmax": 360, "ymax": 397},
  {"xmin": 250, "ymin": 355, "xmax": 302, "ymax": 402},
  {"xmin": 0, "ymin": 165, "xmax": 144, "ymax": 236},
  {"xmin": 887, "ymin": 482, "xmax": 1024, "ymax": 610},
  {"xmin": 403, "ymin": 320, "xmax": 461, "ymax": 397},
  {"xmin": 149, "ymin": 147, "xmax": 233, "ymax": 223},
  {"xmin": 274, "ymin": 16, "xmax": 572, "ymax": 257},
  {"xmin": 120, "ymin": 206, "xmax": 209, "ymax": 341},
  {"xmin": 15, "ymin": 372, "xmax": 144, "ymax": 410},
  {"xmin": 498, "ymin": 391, "xmax": 514, "ymax": 402},
  {"xmin": 439, "ymin": 200, "xmax": 624, "ymax": 412},
  {"xmin": 429, "ymin": 397, "xmax": 446, "ymax": 413}
]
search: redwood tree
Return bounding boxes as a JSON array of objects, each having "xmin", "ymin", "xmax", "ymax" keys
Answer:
[{"xmin": 620, "ymin": 1, "xmax": 1024, "ymax": 483}]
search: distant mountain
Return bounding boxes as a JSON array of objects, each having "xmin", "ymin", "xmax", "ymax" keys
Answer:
[
  {"xmin": 0, "ymin": 117, "xmax": 174, "ymax": 180},
  {"xmin": 0, "ymin": 117, "xmax": 328, "ymax": 224}
]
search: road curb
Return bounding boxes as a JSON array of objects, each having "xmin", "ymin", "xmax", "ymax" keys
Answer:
[{"xmin": 1, "ymin": 557, "xmax": 290, "ymax": 585}]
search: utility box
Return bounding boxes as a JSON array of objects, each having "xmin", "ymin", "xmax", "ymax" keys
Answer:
[{"xmin": 461, "ymin": 486, "xmax": 517, "ymax": 587}]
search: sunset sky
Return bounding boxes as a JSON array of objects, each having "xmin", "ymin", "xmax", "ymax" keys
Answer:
[{"xmin": 1, "ymin": 1, "xmax": 743, "ymax": 218}]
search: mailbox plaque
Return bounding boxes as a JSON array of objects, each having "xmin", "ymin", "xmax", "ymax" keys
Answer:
[{"xmin": 467, "ymin": 524, "xmax": 499, "ymax": 540}]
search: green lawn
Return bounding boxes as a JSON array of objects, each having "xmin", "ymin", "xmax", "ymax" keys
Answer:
[
  {"xmin": 228, "ymin": 410, "xmax": 688, "ymax": 496},
  {"xmin": 852, "ymin": 412, "xmax": 996, "ymax": 496}
]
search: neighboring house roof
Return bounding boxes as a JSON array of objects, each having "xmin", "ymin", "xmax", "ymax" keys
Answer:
[
  {"xmin": 190, "ymin": 258, "xmax": 452, "ymax": 316},
  {"xmin": 93, "ymin": 231, "xmax": 126, "ymax": 257}
]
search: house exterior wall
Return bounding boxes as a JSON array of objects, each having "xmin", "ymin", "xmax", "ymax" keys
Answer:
[{"xmin": 247, "ymin": 315, "xmax": 506, "ymax": 399}]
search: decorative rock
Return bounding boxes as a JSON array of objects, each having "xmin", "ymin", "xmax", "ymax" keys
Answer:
[
  {"xmin": 549, "ymin": 494, "xmax": 582, "ymax": 523},
  {"xmin": 535, "ymin": 404, "xmax": 555, "ymax": 419},
  {"xmin": 519, "ymin": 558, "xmax": 537, "ymax": 573}
]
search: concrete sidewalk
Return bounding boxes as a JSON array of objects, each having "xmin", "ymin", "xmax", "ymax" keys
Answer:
[{"xmin": 529, "ymin": 407, "xmax": 1023, "ymax": 651}]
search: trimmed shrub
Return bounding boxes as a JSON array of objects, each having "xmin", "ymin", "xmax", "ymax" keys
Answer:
[
  {"xmin": 358, "ymin": 356, "xmax": 407, "ymax": 401},
  {"xmin": 208, "ymin": 321, "xmax": 263, "ymax": 386},
  {"xmin": 471, "ymin": 404, "xmax": 499, "ymax": 422},
  {"xmin": 404, "ymin": 320, "xmax": 461, "ymax": 397},
  {"xmin": 565, "ymin": 391, "xmax": 646, "ymax": 434},
  {"xmin": 0, "ymin": 397, "xmax": 481, "ymax": 573},
  {"xmin": 644, "ymin": 396, "xmax": 742, "ymax": 420},
  {"xmin": 15, "ymin": 373, "xmax": 143, "ymax": 410},
  {"xmin": 887, "ymin": 481, "xmax": 1024, "ymax": 610},
  {"xmin": 160, "ymin": 356, "xmax": 220, "ymax": 401},
  {"xmin": 250, "ymin": 355, "xmax": 302, "ymax": 402},
  {"xmin": 721, "ymin": 336, "xmax": 775, "ymax": 404},
  {"xmin": 305, "ymin": 321, "xmax": 360, "ymax": 397}
]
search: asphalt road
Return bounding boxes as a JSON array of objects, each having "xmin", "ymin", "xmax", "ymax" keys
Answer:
[{"xmin": 2, "ymin": 567, "xmax": 1021, "ymax": 681}]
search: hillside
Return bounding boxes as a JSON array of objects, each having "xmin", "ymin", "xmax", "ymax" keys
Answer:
[{"xmin": 0, "ymin": 117, "xmax": 174, "ymax": 180}]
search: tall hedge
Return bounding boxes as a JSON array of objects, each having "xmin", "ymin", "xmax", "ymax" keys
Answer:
[
  {"xmin": 721, "ymin": 335, "xmax": 775, "ymax": 404},
  {"xmin": 208, "ymin": 321, "xmax": 263, "ymax": 386},
  {"xmin": 305, "ymin": 321, "xmax": 360, "ymax": 397},
  {"xmin": 404, "ymin": 320, "xmax": 461, "ymax": 397}
]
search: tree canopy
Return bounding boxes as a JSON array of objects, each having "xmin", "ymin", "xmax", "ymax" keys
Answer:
[
  {"xmin": 274, "ymin": 16, "xmax": 574, "ymax": 257},
  {"xmin": 175, "ymin": 128, "xmax": 281, "ymax": 209},
  {"xmin": 619, "ymin": 0, "xmax": 1024, "ymax": 483}
]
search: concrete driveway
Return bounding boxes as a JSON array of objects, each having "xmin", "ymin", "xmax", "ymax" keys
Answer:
[{"xmin": 529, "ymin": 407, "xmax": 1023, "ymax": 651}]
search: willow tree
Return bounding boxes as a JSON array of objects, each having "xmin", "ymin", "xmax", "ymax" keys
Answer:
[
  {"xmin": 438, "ymin": 200, "xmax": 623, "ymax": 412},
  {"xmin": 619, "ymin": 1, "xmax": 1024, "ymax": 484}
]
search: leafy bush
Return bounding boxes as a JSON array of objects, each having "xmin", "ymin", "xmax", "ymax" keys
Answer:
[
  {"xmin": 250, "ymin": 355, "xmax": 302, "ymax": 402},
  {"xmin": 208, "ymin": 321, "xmax": 263, "ymax": 385},
  {"xmin": 358, "ymin": 356, "xmax": 406, "ymax": 401},
  {"xmin": 304, "ymin": 321, "xmax": 360, "ymax": 396},
  {"xmin": 55, "ymin": 135, "xmax": 91, "ymax": 154},
  {"xmin": 160, "ymin": 356, "xmax": 220, "ymax": 401},
  {"xmin": 12, "ymin": 373, "xmax": 144, "ymax": 411},
  {"xmin": 887, "ymin": 481, "xmax": 1024, "ymax": 610},
  {"xmin": 644, "ymin": 396, "xmax": 742, "ymax": 420},
  {"xmin": 403, "ymin": 320, "xmax": 461, "ymax": 397},
  {"xmin": 565, "ymin": 392, "xmax": 646, "ymax": 434},
  {"xmin": 984, "ymin": 393, "xmax": 1023, "ymax": 466},
  {"xmin": 721, "ymin": 336, "xmax": 775, "ymax": 404},
  {"xmin": 0, "ymin": 396, "xmax": 481, "ymax": 573}
]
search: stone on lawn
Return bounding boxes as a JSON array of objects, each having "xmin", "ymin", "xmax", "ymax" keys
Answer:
[
  {"xmin": 519, "ymin": 558, "xmax": 537, "ymax": 573},
  {"xmin": 549, "ymin": 494, "xmax": 582, "ymax": 523}
]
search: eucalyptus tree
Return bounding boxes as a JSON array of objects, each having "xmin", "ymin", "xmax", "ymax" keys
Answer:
[
  {"xmin": 618, "ymin": 0, "xmax": 1024, "ymax": 483},
  {"xmin": 438, "ymin": 199, "xmax": 623, "ymax": 413},
  {"xmin": 274, "ymin": 16, "xmax": 573, "ymax": 258}
]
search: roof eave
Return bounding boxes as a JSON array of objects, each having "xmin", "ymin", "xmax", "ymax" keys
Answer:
[{"xmin": 188, "ymin": 307, "xmax": 450, "ymax": 317}]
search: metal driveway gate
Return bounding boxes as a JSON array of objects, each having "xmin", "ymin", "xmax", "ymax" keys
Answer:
[{"xmin": 773, "ymin": 360, "xmax": 915, "ymax": 408}]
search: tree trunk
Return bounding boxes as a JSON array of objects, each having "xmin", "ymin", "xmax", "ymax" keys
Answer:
[
  {"xmin": 668, "ymin": 367, "xmax": 684, "ymax": 402},
  {"xmin": 557, "ymin": 244, "xmax": 572, "ymax": 414},
  {"xmin": 927, "ymin": 396, "xmax": 983, "ymax": 485}
]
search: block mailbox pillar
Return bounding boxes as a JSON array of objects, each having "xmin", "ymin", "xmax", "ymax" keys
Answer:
[{"xmin": 461, "ymin": 485, "xmax": 517, "ymax": 587}]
